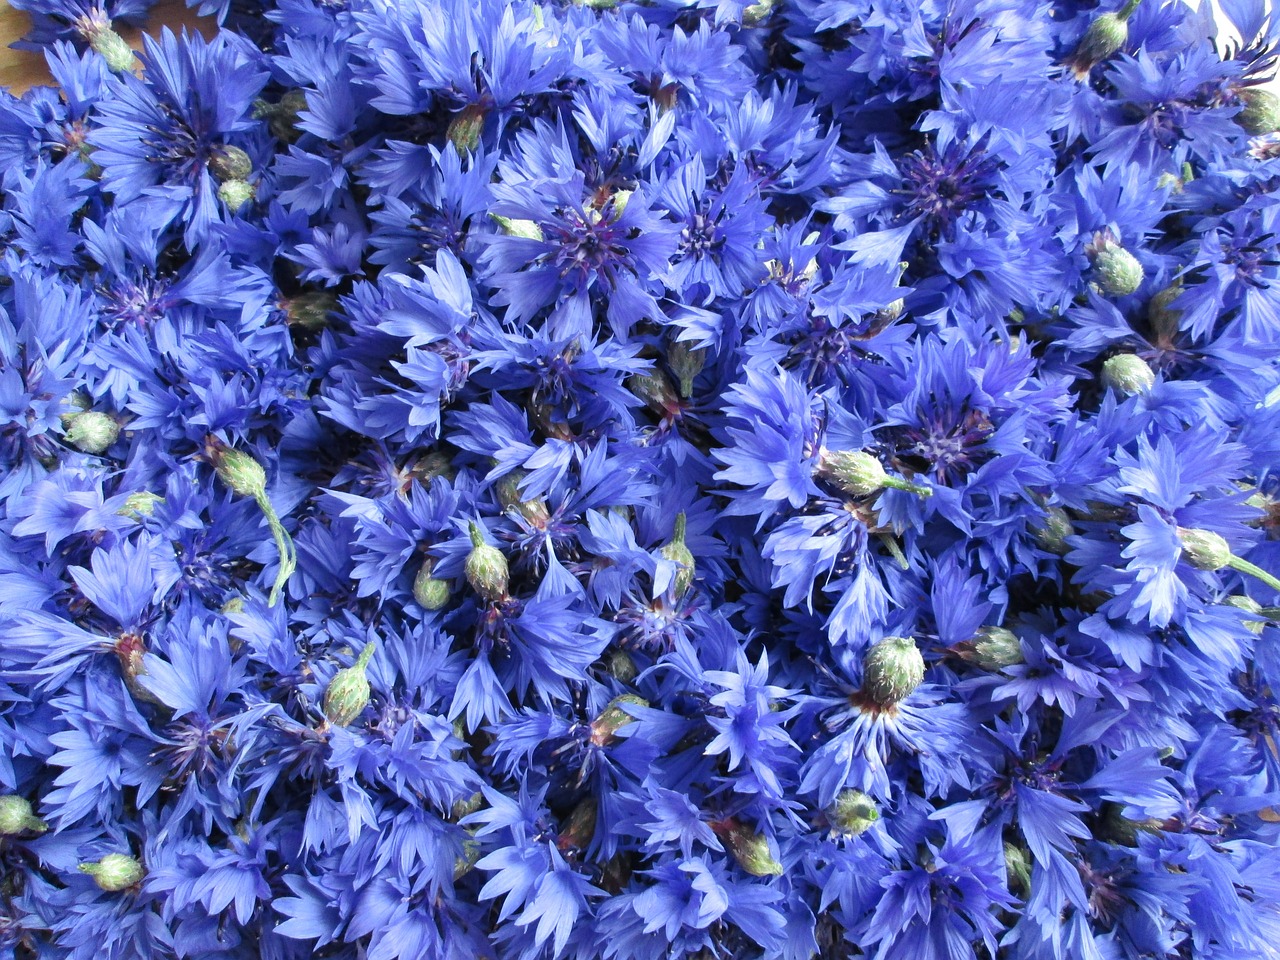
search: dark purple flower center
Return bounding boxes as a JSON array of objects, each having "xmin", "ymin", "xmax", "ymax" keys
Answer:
[{"xmin": 897, "ymin": 141, "xmax": 1000, "ymax": 231}]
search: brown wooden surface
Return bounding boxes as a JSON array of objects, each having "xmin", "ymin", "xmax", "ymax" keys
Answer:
[{"xmin": 0, "ymin": 0, "xmax": 215, "ymax": 94}]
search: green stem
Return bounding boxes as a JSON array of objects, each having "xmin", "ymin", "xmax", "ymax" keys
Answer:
[
  {"xmin": 1118, "ymin": 0, "xmax": 1141, "ymax": 21},
  {"xmin": 1226, "ymin": 555, "xmax": 1280, "ymax": 596},
  {"xmin": 877, "ymin": 533, "xmax": 909, "ymax": 570},
  {"xmin": 256, "ymin": 493, "xmax": 296, "ymax": 607},
  {"xmin": 883, "ymin": 476, "xmax": 933, "ymax": 497}
]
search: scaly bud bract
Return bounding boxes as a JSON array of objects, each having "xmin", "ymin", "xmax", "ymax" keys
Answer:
[
  {"xmin": 79, "ymin": 853, "xmax": 144, "ymax": 892},
  {"xmin": 465, "ymin": 523, "xmax": 509, "ymax": 602},
  {"xmin": 323, "ymin": 643, "xmax": 376, "ymax": 727},
  {"xmin": 861, "ymin": 636, "xmax": 925, "ymax": 708},
  {"xmin": 0, "ymin": 795, "xmax": 48, "ymax": 836},
  {"xmin": 659, "ymin": 513, "xmax": 696, "ymax": 598},
  {"xmin": 828, "ymin": 790, "xmax": 879, "ymax": 838},
  {"xmin": 1101, "ymin": 354, "xmax": 1155, "ymax": 395},
  {"xmin": 65, "ymin": 411, "xmax": 120, "ymax": 454}
]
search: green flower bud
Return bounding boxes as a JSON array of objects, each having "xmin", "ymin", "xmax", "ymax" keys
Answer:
[
  {"xmin": 117, "ymin": 491, "xmax": 163, "ymax": 519},
  {"xmin": 667, "ymin": 340, "xmax": 707, "ymax": 398},
  {"xmin": 283, "ymin": 290, "xmax": 336, "ymax": 330},
  {"xmin": 496, "ymin": 470, "xmax": 551, "ymax": 527},
  {"xmin": 589, "ymin": 694, "xmax": 648, "ymax": 747},
  {"xmin": 79, "ymin": 853, "xmax": 144, "ymax": 892},
  {"xmin": 447, "ymin": 104, "xmax": 487, "ymax": 153},
  {"xmin": 465, "ymin": 523, "xmax": 509, "ymax": 602},
  {"xmin": 0, "ymin": 795, "xmax": 48, "ymax": 836},
  {"xmin": 608, "ymin": 189, "xmax": 633, "ymax": 218},
  {"xmin": 970, "ymin": 626, "xmax": 1024, "ymax": 671},
  {"xmin": 1067, "ymin": 0, "xmax": 1138, "ymax": 78},
  {"xmin": 1089, "ymin": 237, "xmax": 1144, "ymax": 296},
  {"xmin": 451, "ymin": 792, "xmax": 484, "ymax": 820},
  {"xmin": 659, "ymin": 513, "xmax": 696, "ymax": 598},
  {"xmin": 821, "ymin": 450, "xmax": 932, "ymax": 498},
  {"xmin": 208, "ymin": 145, "xmax": 253, "ymax": 183},
  {"xmin": 1148, "ymin": 284, "xmax": 1183, "ymax": 342},
  {"xmin": 1070, "ymin": 13, "xmax": 1127, "ymax": 75},
  {"xmin": 218, "ymin": 179, "xmax": 256, "ymax": 213},
  {"xmin": 64, "ymin": 411, "xmax": 120, "ymax": 454},
  {"xmin": 628, "ymin": 368, "xmax": 681, "ymax": 416},
  {"xmin": 322, "ymin": 643, "xmax": 376, "ymax": 727},
  {"xmin": 1237, "ymin": 88, "xmax": 1280, "ymax": 136},
  {"xmin": 742, "ymin": 0, "xmax": 775, "ymax": 25},
  {"xmin": 1223, "ymin": 595, "xmax": 1267, "ymax": 635},
  {"xmin": 490, "ymin": 214, "xmax": 544, "ymax": 241},
  {"xmin": 77, "ymin": 11, "xmax": 135, "ymax": 74},
  {"xmin": 861, "ymin": 636, "xmax": 925, "ymax": 708},
  {"xmin": 1032, "ymin": 505, "xmax": 1074, "ymax": 555},
  {"xmin": 208, "ymin": 442, "xmax": 268, "ymax": 499},
  {"xmin": 556, "ymin": 796, "xmax": 598, "ymax": 855},
  {"xmin": 1101, "ymin": 354, "xmax": 1155, "ymax": 395},
  {"xmin": 453, "ymin": 836, "xmax": 482, "ymax": 880},
  {"xmin": 412, "ymin": 559, "xmax": 451, "ymax": 611},
  {"xmin": 1176, "ymin": 527, "xmax": 1232, "ymax": 571},
  {"xmin": 1004, "ymin": 842, "xmax": 1031, "ymax": 897},
  {"xmin": 712, "ymin": 819, "xmax": 783, "ymax": 877},
  {"xmin": 828, "ymin": 790, "xmax": 879, "ymax": 838},
  {"xmin": 606, "ymin": 647, "xmax": 638, "ymax": 683},
  {"xmin": 255, "ymin": 89, "xmax": 308, "ymax": 143}
]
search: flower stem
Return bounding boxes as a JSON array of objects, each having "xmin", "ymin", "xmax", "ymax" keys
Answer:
[
  {"xmin": 882, "ymin": 476, "xmax": 933, "ymax": 497},
  {"xmin": 256, "ymin": 492, "xmax": 296, "ymax": 607},
  {"xmin": 1226, "ymin": 555, "xmax": 1280, "ymax": 596}
]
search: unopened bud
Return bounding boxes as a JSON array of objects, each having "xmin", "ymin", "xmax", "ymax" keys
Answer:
[
  {"xmin": 77, "ymin": 12, "xmax": 135, "ymax": 73},
  {"xmin": 0, "ymin": 796, "xmax": 47, "ymax": 837},
  {"xmin": 667, "ymin": 340, "xmax": 707, "ymax": 398},
  {"xmin": 65, "ymin": 411, "xmax": 120, "ymax": 454},
  {"xmin": 712, "ymin": 819, "xmax": 783, "ymax": 877},
  {"xmin": 283, "ymin": 291, "xmax": 336, "ymax": 330},
  {"xmin": 496, "ymin": 470, "xmax": 551, "ymax": 527},
  {"xmin": 208, "ymin": 145, "xmax": 253, "ymax": 183},
  {"xmin": 1032, "ymin": 505, "xmax": 1073, "ymax": 554},
  {"xmin": 453, "ymin": 837, "xmax": 482, "ymax": 880},
  {"xmin": 828, "ymin": 790, "xmax": 879, "ymax": 838},
  {"xmin": 1089, "ymin": 237, "xmax": 1144, "ymax": 296},
  {"xmin": 465, "ymin": 523, "xmax": 509, "ymax": 602},
  {"xmin": 970, "ymin": 626, "xmax": 1024, "ymax": 670},
  {"xmin": 1101, "ymin": 354, "xmax": 1155, "ymax": 395},
  {"xmin": 556, "ymin": 796, "xmax": 598, "ymax": 855},
  {"xmin": 607, "ymin": 647, "xmax": 638, "ymax": 682},
  {"xmin": 451, "ymin": 792, "xmax": 484, "ymax": 820},
  {"xmin": 821, "ymin": 449, "xmax": 931, "ymax": 498},
  {"xmin": 255, "ymin": 89, "xmax": 307, "ymax": 143},
  {"xmin": 659, "ymin": 513, "xmax": 696, "ymax": 598},
  {"xmin": 589, "ymin": 694, "xmax": 648, "ymax": 747},
  {"xmin": 1067, "ymin": 0, "xmax": 1139, "ymax": 78},
  {"xmin": 609, "ymin": 189, "xmax": 633, "ymax": 218},
  {"xmin": 208, "ymin": 442, "xmax": 268, "ymax": 499},
  {"xmin": 1148, "ymin": 284, "xmax": 1183, "ymax": 342},
  {"xmin": 490, "ymin": 215, "xmax": 544, "ymax": 241},
  {"xmin": 1237, "ymin": 88, "xmax": 1280, "ymax": 136},
  {"xmin": 1176, "ymin": 527, "xmax": 1232, "ymax": 571},
  {"xmin": 861, "ymin": 636, "xmax": 925, "ymax": 708},
  {"xmin": 322, "ymin": 643, "xmax": 376, "ymax": 727},
  {"xmin": 79, "ymin": 853, "xmax": 144, "ymax": 892},
  {"xmin": 218, "ymin": 179, "xmax": 255, "ymax": 213},
  {"xmin": 117, "ymin": 491, "xmax": 163, "ymax": 519},
  {"xmin": 412, "ymin": 559, "xmax": 451, "ymax": 611},
  {"xmin": 742, "ymin": 0, "xmax": 775, "ymax": 24},
  {"xmin": 1223, "ymin": 595, "xmax": 1266, "ymax": 635},
  {"xmin": 628, "ymin": 368, "xmax": 681, "ymax": 416},
  {"xmin": 447, "ymin": 104, "xmax": 486, "ymax": 153},
  {"xmin": 1004, "ymin": 843, "xmax": 1031, "ymax": 897}
]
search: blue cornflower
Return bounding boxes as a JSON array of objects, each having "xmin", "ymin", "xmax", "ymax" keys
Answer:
[{"xmin": 90, "ymin": 28, "xmax": 268, "ymax": 246}]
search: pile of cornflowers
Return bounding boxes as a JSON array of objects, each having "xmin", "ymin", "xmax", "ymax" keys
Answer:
[{"xmin": 3, "ymin": 0, "xmax": 1280, "ymax": 955}]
